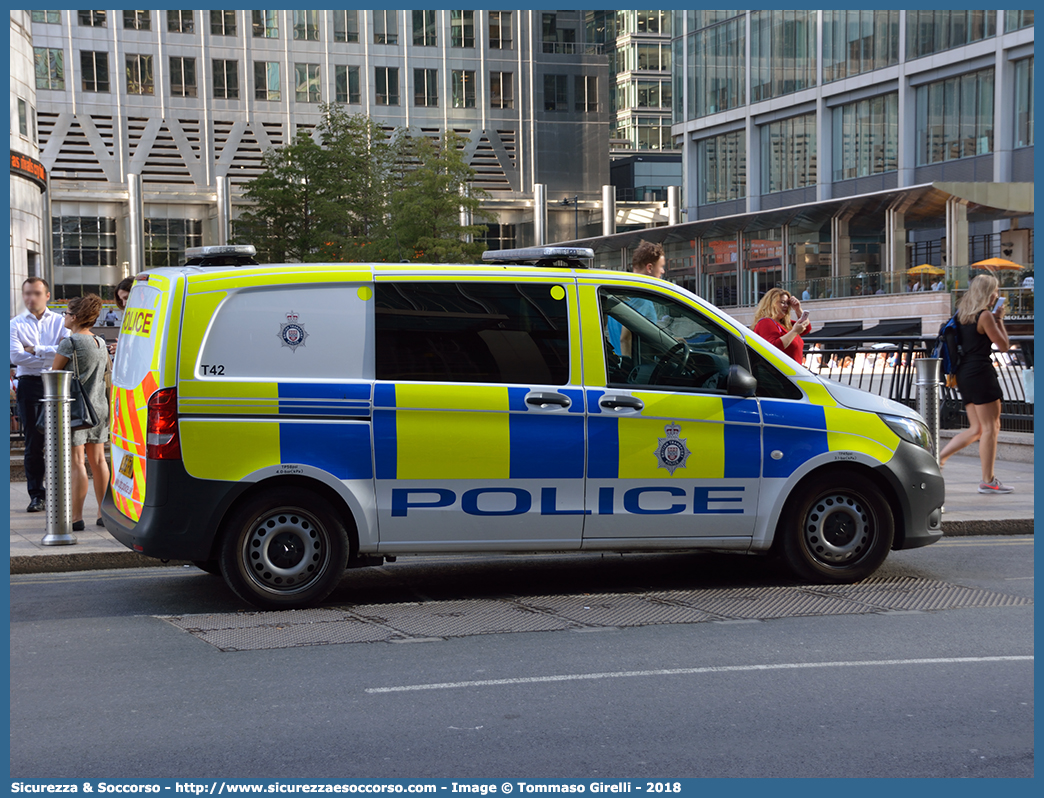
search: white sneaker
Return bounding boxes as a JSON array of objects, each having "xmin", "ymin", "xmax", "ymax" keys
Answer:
[{"xmin": 978, "ymin": 478, "xmax": 1014, "ymax": 494}]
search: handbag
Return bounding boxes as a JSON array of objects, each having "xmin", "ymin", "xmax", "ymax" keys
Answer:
[{"xmin": 36, "ymin": 337, "xmax": 101, "ymax": 433}]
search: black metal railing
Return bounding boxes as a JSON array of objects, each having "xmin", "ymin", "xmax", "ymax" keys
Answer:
[{"xmin": 801, "ymin": 336, "xmax": 1034, "ymax": 433}]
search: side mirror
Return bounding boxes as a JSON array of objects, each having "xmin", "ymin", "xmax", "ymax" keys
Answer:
[{"xmin": 727, "ymin": 364, "xmax": 757, "ymax": 397}]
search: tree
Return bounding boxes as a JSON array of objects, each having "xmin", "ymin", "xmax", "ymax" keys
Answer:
[{"xmin": 389, "ymin": 131, "xmax": 488, "ymax": 263}]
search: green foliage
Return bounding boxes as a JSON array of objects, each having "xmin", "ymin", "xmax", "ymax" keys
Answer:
[{"xmin": 235, "ymin": 107, "xmax": 487, "ymax": 264}]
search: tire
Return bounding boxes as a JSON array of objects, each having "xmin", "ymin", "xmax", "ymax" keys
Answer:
[
  {"xmin": 780, "ymin": 473, "xmax": 894, "ymax": 583},
  {"xmin": 191, "ymin": 559, "xmax": 222, "ymax": 576},
  {"xmin": 219, "ymin": 487, "xmax": 350, "ymax": 609}
]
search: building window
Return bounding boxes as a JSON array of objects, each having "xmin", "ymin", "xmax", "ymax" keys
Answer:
[
  {"xmin": 333, "ymin": 11, "xmax": 358, "ymax": 43},
  {"xmin": 213, "ymin": 59, "xmax": 239, "ymax": 100},
  {"xmin": 451, "ymin": 70, "xmax": 475, "ymax": 109},
  {"xmin": 635, "ymin": 80, "xmax": 670, "ymax": 109},
  {"xmin": 34, "ymin": 47, "xmax": 64, "ymax": 90},
  {"xmin": 698, "ymin": 130, "xmax": 746, "ymax": 204},
  {"xmin": 31, "ymin": 11, "xmax": 61, "ymax": 24},
  {"xmin": 80, "ymin": 51, "xmax": 109, "ymax": 92},
  {"xmin": 123, "ymin": 10, "xmax": 150, "ymax": 31},
  {"xmin": 575, "ymin": 75, "xmax": 598, "ymax": 112},
  {"xmin": 295, "ymin": 63, "xmax": 321, "ymax": 103},
  {"xmin": 414, "ymin": 68, "xmax": 438, "ymax": 107},
  {"xmin": 252, "ymin": 10, "xmax": 278, "ymax": 38},
  {"xmin": 144, "ymin": 219, "xmax": 203, "ymax": 269},
  {"xmin": 373, "ymin": 11, "xmax": 397, "ymax": 45},
  {"xmin": 210, "ymin": 10, "xmax": 237, "ymax": 37},
  {"xmin": 542, "ymin": 13, "xmax": 576, "ymax": 54},
  {"xmin": 544, "ymin": 74, "xmax": 567, "ymax": 111},
  {"xmin": 689, "ymin": 14, "xmax": 745, "ymax": 119},
  {"xmin": 1015, "ymin": 57, "xmax": 1033, "ymax": 148},
  {"xmin": 490, "ymin": 71, "xmax": 513, "ymax": 109},
  {"xmin": 916, "ymin": 68, "xmax": 994, "ymax": 164},
  {"xmin": 167, "ymin": 10, "xmax": 193, "ymax": 34},
  {"xmin": 635, "ymin": 43, "xmax": 670, "ymax": 71},
  {"xmin": 335, "ymin": 65, "xmax": 360, "ymax": 104},
  {"xmin": 451, "ymin": 10, "xmax": 475, "ymax": 47},
  {"xmin": 477, "ymin": 223, "xmax": 516, "ymax": 252},
  {"xmin": 413, "ymin": 10, "xmax": 437, "ymax": 46},
  {"xmin": 833, "ymin": 93, "xmax": 898, "ymax": 181},
  {"xmin": 489, "ymin": 11, "xmax": 512, "ymax": 49},
  {"xmin": 823, "ymin": 11, "xmax": 900, "ymax": 83},
  {"xmin": 125, "ymin": 54, "xmax": 154, "ymax": 95},
  {"xmin": 170, "ymin": 56, "xmax": 197, "ymax": 98},
  {"xmin": 52, "ymin": 216, "xmax": 118, "ymax": 269},
  {"xmin": 750, "ymin": 10, "xmax": 816, "ymax": 103},
  {"xmin": 761, "ymin": 113, "xmax": 817, "ymax": 194},
  {"xmin": 253, "ymin": 62, "xmax": 280, "ymax": 101},
  {"xmin": 375, "ymin": 66, "xmax": 399, "ymax": 105},
  {"xmin": 906, "ymin": 11, "xmax": 996, "ymax": 60},
  {"xmin": 1005, "ymin": 10, "xmax": 1034, "ymax": 31},
  {"xmin": 77, "ymin": 11, "xmax": 106, "ymax": 28},
  {"xmin": 293, "ymin": 10, "xmax": 319, "ymax": 41},
  {"xmin": 17, "ymin": 98, "xmax": 28, "ymax": 136}
]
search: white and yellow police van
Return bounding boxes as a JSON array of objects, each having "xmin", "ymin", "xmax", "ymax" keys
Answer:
[{"xmin": 102, "ymin": 245, "xmax": 944, "ymax": 608}]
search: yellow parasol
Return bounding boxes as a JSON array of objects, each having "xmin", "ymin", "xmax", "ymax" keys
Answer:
[
  {"xmin": 907, "ymin": 264, "xmax": 944, "ymax": 275},
  {"xmin": 971, "ymin": 257, "xmax": 1024, "ymax": 271}
]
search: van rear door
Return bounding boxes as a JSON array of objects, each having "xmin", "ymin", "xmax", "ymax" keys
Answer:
[{"xmin": 110, "ymin": 274, "xmax": 177, "ymax": 522}]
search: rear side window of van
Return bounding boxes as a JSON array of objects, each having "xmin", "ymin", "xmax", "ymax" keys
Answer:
[{"xmin": 375, "ymin": 282, "xmax": 570, "ymax": 384}]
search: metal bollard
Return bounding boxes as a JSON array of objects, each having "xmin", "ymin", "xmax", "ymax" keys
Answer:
[
  {"xmin": 40, "ymin": 369, "xmax": 76, "ymax": 546},
  {"xmin": 915, "ymin": 357, "xmax": 942, "ymax": 464}
]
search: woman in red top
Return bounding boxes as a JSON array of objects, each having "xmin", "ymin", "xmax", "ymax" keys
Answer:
[{"xmin": 752, "ymin": 287, "xmax": 810, "ymax": 363}]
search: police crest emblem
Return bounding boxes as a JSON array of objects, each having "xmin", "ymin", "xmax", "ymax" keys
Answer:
[
  {"xmin": 279, "ymin": 310, "xmax": 308, "ymax": 352},
  {"xmin": 656, "ymin": 422, "xmax": 690, "ymax": 475}
]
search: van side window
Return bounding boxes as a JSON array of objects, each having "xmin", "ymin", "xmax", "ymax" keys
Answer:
[
  {"xmin": 746, "ymin": 346, "xmax": 803, "ymax": 400},
  {"xmin": 599, "ymin": 287, "xmax": 733, "ymax": 392},
  {"xmin": 375, "ymin": 282, "xmax": 570, "ymax": 384}
]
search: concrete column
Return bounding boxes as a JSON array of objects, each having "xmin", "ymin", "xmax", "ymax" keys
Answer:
[
  {"xmin": 736, "ymin": 231, "xmax": 745, "ymax": 305},
  {"xmin": 831, "ymin": 214, "xmax": 851, "ymax": 281},
  {"xmin": 992, "ymin": 40, "xmax": 1015, "ymax": 183},
  {"xmin": 534, "ymin": 183, "xmax": 548, "ymax": 246},
  {"xmin": 43, "ymin": 177, "xmax": 54, "ymax": 290},
  {"xmin": 816, "ymin": 96, "xmax": 832, "ymax": 202},
  {"xmin": 945, "ymin": 197, "xmax": 969, "ymax": 283},
  {"xmin": 215, "ymin": 175, "xmax": 231, "ymax": 246},
  {"xmin": 602, "ymin": 184, "xmax": 616, "ymax": 236},
  {"xmin": 127, "ymin": 173, "xmax": 144, "ymax": 276},
  {"xmin": 667, "ymin": 185, "xmax": 681, "ymax": 226},
  {"xmin": 746, "ymin": 117, "xmax": 760, "ymax": 212},
  {"xmin": 885, "ymin": 207, "xmax": 907, "ymax": 275},
  {"xmin": 781, "ymin": 224, "xmax": 790, "ymax": 284}
]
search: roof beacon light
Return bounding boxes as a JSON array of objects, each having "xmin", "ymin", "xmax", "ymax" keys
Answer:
[
  {"xmin": 482, "ymin": 247, "xmax": 594, "ymax": 268},
  {"xmin": 183, "ymin": 244, "xmax": 259, "ymax": 267}
]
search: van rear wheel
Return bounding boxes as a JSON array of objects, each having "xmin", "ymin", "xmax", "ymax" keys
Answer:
[
  {"xmin": 219, "ymin": 488, "xmax": 349, "ymax": 609},
  {"xmin": 781, "ymin": 473, "xmax": 893, "ymax": 583}
]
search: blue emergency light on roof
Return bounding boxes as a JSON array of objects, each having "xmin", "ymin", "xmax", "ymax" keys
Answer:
[{"xmin": 481, "ymin": 247, "xmax": 594, "ymax": 267}]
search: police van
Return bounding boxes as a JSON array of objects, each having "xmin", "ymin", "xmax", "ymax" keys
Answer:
[{"xmin": 102, "ymin": 245, "xmax": 944, "ymax": 608}]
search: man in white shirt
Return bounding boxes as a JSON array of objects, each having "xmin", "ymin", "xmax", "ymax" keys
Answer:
[{"xmin": 10, "ymin": 277, "xmax": 69, "ymax": 512}]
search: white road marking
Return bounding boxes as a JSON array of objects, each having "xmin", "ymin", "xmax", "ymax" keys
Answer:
[{"xmin": 366, "ymin": 655, "xmax": 1034, "ymax": 694}]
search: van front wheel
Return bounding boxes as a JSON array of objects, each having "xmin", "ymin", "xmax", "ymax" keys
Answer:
[
  {"xmin": 781, "ymin": 474, "xmax": 894, "ymax": 583},
  {"xmin": 219, "ymin": 488, "xmax": 349, "ymax": 609}
]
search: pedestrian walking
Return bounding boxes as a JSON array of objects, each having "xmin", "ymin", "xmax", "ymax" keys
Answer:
[
  {"xmin": 938, "ymin": 274, "xmax": 1013, "ymax": 493},
  {"xmin": 51, "ymin": 294, "xmax": 111, "ymax": 529},
  {"xmin": 9, "ymin": 277, "xmax": 69, "ymax": 512}
]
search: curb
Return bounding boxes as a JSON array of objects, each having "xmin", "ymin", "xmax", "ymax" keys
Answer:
[{"xmin": 10, "ymin": 523, "xmax": 1034, "ymax": 575}]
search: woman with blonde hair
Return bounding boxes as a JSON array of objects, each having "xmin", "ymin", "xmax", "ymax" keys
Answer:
[
  {"xmin": 752, "ymin": 287, "xmax": 810, "ymax": 362},
  {"xmin": 938, "ymin": 274, "xmax": 1012, "ymax": 493},
  {"xmin": 51, "ymin": 294, "xmax": 112, "ymax": 529}
]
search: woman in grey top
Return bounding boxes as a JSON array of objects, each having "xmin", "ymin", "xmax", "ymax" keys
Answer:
[{"xmin": 52, "ymin": 294, "xmax": 111, "ymax": 531}]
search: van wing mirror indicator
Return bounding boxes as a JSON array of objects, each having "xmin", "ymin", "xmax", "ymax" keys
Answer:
[{"xmin": 727, "ymin": 364, "xmax": 757, "ymax": 397}]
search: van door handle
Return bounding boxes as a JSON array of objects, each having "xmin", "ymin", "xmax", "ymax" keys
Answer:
[
  {"xmin": 525, "ymin": 391, "xmax": 571, "ymax": 408},
  {"xmin": 600, "ymin": 395, "xmax": 644, "ymax": 411}
]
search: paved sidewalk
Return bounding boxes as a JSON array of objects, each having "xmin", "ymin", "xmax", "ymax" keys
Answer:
[{"xmin": 9, "ymin": 454, "xmax": 1034, "ymax": 574}]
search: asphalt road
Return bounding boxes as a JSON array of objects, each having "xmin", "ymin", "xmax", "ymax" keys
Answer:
[{"xmin": 10, "ymin": 538, "xmax": 1034, "ymax": 778}]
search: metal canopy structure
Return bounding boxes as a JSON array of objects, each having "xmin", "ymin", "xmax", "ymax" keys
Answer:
[{"xmin": 553, "ymin": 182, "xmax": 1034, "ymax": 253}]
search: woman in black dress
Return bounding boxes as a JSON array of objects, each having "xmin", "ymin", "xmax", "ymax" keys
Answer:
[{"xmin": 938, "ymin": 274, "xmax": 1012, "ymax": 493}]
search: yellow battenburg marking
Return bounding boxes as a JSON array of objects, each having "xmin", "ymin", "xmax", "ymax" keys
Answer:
[
  {"xmin": 826, "ymin": 432, "xmax": 896, "ymax": 463},
  {"xmin": 633, "ymin": 392, "xmax": 726, "ymax": 423},
  {"xmin": 179, "ymin": 292, "xmax": 227, "ymax": 381},
  {"xmin": 396, "ymin": 410, "xmax": 510, "ymax": 479},
  {"xmin": 577, "ymin": 284, "xmax": 607, "ymax": 387},
  {"xmin": 178, "ymin": 379, "xmax": 279, "ymax": 399},
  {"xmin": 395, "ymin": 384, "xmax": 508, "ymax": 411},
  {"xmin": 798, "ymin": 380, "xmax": 836, "ymax": 406},
  {"xmin": 186, "ymin": 269, "xmax": 372, "ymax": 292},
  {"xmin": 823, "ymin": 406, "xmax": 900, "ymax": 456},
  {"xmin": 180, "ymin": 420, "xmax": 281, "ymax": 481},
  {"xmin": 357, "ymin": 286, "xmax": 374, "ymax": 301},
  {"xmin": 550, "ymin": 285, "xmax": 566, "ymax": 300},
  {"xmin": 618, "ymin": 417, "xmax": 725, "ymax": 479}
]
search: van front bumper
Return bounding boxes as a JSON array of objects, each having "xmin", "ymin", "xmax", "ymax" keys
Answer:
[
  {"xmin": 102, "ymin": 459, "xmax": 250, "ymax": 561},
  {"xmin": 874, "ymin": 441, "xmax": 945, "ymax": 550}
]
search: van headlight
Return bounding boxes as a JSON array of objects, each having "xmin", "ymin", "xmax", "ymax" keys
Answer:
[{"xmin": 881, "ymin": 414, "xmax": 934, "ymax": 455}]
